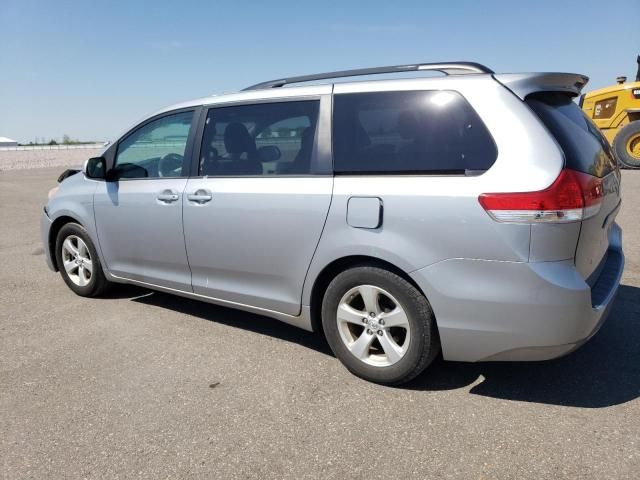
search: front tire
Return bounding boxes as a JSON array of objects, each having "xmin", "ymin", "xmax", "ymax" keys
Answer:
[
  {"xmin": 55, "ymin": 222, "xmax": 109, "ymax": 297},
  {"xmin": 321, "ymin": 266, "xmax": 439, "ymax": 385},
  {"xmin": 613, "ymin": 121, "xmax": 640, "ymax": 169}
]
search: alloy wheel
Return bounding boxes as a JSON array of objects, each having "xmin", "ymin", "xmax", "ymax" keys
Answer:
[
  {"xmin": 336, "ymin": 285, "xmax": 411, "ymax": 367},
  {"xmin": 61, "ymin": 235, "xmax": 93, "ymax": 287}
]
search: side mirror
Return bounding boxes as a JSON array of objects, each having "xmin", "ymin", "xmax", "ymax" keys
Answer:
[
  {"xmin": 84, "ymin": 157, "xmax": 113, "ymax": 181},
  {"xmin": 257, "ymin": 145, "xmax": 281, "ymax": 163}
]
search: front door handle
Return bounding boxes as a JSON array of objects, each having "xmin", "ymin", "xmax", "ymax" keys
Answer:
[
  {"xmin": 187, "ymin": 189, "xmax": 213, "ymax": 204},
  {"xmin": 157, "ymin": 190, "xmax": 179, "ymax": 203}
]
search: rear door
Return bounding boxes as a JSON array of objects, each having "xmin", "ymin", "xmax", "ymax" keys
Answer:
[
  {"xmin": 182, "ymin": 96, "xmax": 333, "ymax": 315},
  {"xmin": 526, "ymin": 93, "xmax": 621, "ymax": 279}
]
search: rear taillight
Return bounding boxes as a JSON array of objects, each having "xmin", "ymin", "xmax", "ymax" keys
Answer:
[{"xmin": 479, "ymin": 169, "xmax": 604, "ymax": 223}]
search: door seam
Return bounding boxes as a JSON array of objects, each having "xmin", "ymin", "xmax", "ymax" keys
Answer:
[{"xmin": 180, "ymin": 180, "xmax": 195, "ymax": 293}]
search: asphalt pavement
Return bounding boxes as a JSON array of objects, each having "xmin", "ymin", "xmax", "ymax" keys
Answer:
[{"xmin": 1, "ymin": 167, "xmax": 639, "ymax": 479}]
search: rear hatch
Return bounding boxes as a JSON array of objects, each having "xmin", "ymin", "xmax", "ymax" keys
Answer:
[{"xmin": 526, "ymin": 92, "xmax": 621, "ymax": 280}]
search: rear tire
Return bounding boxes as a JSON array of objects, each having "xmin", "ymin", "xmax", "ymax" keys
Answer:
[
  {"xmin": 55, "ymin": 222, "xmax": 109, "ymax": 297},
  {"xmin": 321, "ymin": 266, "xmax": 439, "ymax": 385},
  {"xmin": 613, "ymin": 121, "xmax": 640, "ymax": 169}
]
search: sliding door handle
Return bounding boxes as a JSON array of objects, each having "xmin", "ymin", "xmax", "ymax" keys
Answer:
[{"xmin": 187, "ymin": 189, "xmax": 213, "ymax": 204}]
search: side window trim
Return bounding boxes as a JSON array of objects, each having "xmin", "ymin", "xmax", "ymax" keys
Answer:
[
  {"xmin": 191, "ymin": 96, "xmax": 332, "ymax": 178},
  {"xmin": 113, "ymin": 107, "xmax": 201, "ymax": 180},
  {"xmin": 190, "ymin": 106, "xmax": 209, "ymax": 178}
]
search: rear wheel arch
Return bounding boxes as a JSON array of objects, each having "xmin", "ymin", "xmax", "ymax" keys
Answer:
[
  {"xmin": 318, "ymin": 261, "xmax": 440, "ymax": 384},
  {"xmin": 308, "ymin": 255, "xmax": 430, "ymax": 335}
]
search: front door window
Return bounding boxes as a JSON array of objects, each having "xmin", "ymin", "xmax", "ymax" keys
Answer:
[{"xmin": 115, "ymin": 111, "xmax": 194, "ymax": 178}]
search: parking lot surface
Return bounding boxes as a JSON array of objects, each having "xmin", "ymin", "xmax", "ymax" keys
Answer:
[{"xmin": 1, "ymin": 167, "xmax": 639, "ymax": 479}]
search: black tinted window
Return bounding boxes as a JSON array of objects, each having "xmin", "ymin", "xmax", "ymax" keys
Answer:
[
  {"xmin": 200, "ymin": 101, "xmax": 319, "ymax": 176},
  {"xmin": 526, "ymin": 93, "xmax": 616, "ymax": 177},
  {"xmin": 333, "ymin": 90, "xmax": 497, "ymax": 174}
]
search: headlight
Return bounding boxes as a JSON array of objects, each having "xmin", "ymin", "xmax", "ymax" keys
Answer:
[{"xmin": 48, "ymin": 187, "xmax": 59, "ymax": 199}]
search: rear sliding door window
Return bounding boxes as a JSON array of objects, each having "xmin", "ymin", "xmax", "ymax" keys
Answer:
[
  {"xmin": 199, "ymin": 100, "xmax": 319, "ymax": 176},
  {"xmin": 526, "ymin": 92, "xmax": 616, "ymax": 177},
  {"xmin": 332, "ymin": 90, "xmax": 497, "ymax": 174}
]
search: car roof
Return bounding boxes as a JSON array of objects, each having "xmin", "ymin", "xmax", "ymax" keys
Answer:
[
  {"xmin": 152, "ymin": 74, "xmax": 498, "ymax": 117},
  {"xmin": 152, "ymin": 83, "xmax": 334, "ymax": 116},
  {"xmin": 148, "ymin": 63, "xmax": 588, "ymax": 117},
  {"xmin": 152, "ymin": 61, "xmax": 496, "ymax": 116}
]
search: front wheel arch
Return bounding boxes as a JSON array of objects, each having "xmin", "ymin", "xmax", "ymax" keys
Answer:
[
  {"xmin": 48, "ymin": 215, "xmax": 81, "ymax": 271},
  {"xmin": 54, "ymin": 221, "xmax": 109, "ymax": 297}
]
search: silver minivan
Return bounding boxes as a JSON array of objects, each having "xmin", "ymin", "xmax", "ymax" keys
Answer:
[{"xmin": 41, "ymin": 62, "xmax": 624, "ymax": 384}]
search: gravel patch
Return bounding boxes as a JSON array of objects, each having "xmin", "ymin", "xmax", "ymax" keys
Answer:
[{"xmin": 0, "ymin": 148, "xmax": 102, "ymax": 171}]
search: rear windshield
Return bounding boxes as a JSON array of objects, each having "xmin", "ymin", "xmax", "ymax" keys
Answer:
[{"xmin": 526, "ymin": 92, "xmax": 616, "ymax": 177}]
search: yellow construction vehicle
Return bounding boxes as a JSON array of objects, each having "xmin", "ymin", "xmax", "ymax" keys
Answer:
[{"xmin": 580, "ymin": 56, "xmax": 640, "ymax": 168}]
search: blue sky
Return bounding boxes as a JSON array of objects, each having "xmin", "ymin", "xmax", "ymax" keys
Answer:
[{"xmin": 1, "ymin": 0, "xmax": 638, "ymax": 143}]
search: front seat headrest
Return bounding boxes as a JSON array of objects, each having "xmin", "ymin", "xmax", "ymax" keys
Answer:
[{"xmin": 224, "ymin": 122, "xmax": 256, "ymax": 156}]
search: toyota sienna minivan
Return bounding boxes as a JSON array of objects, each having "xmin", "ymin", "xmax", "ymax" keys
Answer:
[{"xmin": 41, "ymin": 62, "xmax": 624, "ymax": 384}]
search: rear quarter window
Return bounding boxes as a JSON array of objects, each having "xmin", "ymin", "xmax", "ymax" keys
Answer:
[
  {"xmin": 332, "ymin": 90, "xmax": 497, "ymax": 174},
  {"xmin": 526, "ymin": 92, "xmax": 617, "ymax": 177}
]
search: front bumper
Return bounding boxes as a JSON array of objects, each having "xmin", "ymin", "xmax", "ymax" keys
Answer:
[
  {"xmin": 410, "ymin": 226, "xmax": 624, "ymax": 362},
  {"xmin": 40, "ymin": 208, "xmax": 56, "ymax": 271}
]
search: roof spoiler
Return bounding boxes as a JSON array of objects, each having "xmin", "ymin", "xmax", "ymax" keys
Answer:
[{"xmin": 493, "ymin": 72, "xmax": 589, "ymax": 100}]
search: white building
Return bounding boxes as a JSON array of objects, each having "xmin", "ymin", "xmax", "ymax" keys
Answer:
[{"xmin": 0, "ymin": 137, "xmax": 18, "ymax": 147}]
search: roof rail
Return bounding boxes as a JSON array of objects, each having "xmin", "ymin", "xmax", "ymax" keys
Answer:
[{"xmin": 242, "ymin": 61, "xmax": 494, "ymax": 91}]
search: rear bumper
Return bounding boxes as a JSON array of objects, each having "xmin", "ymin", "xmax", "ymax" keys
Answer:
[
  {"xmin": 410, "ymin": 224, "xmax": 624, "ymax": 362},
  {"xmin": 40, "ymin": 208, "xmax": 56, "ymax": 271}
]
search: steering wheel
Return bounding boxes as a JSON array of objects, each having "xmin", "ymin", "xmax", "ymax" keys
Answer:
[{"xmin": 158, "ymin": 153, "xmax": 183, "ymax": 177}]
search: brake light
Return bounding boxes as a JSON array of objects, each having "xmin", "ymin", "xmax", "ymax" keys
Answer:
[{"xmin": 479, "ymin": 169, "xmax": 604, "ymax": 223}]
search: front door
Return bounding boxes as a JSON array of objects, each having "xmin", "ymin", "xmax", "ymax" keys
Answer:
[
  {"xmin": 94, "ymin": 110, "xmax": 196, "ymax": 290},
  {"xmin": 183, "ymin": 97, "xmax": 333, "ymax": 315}
]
